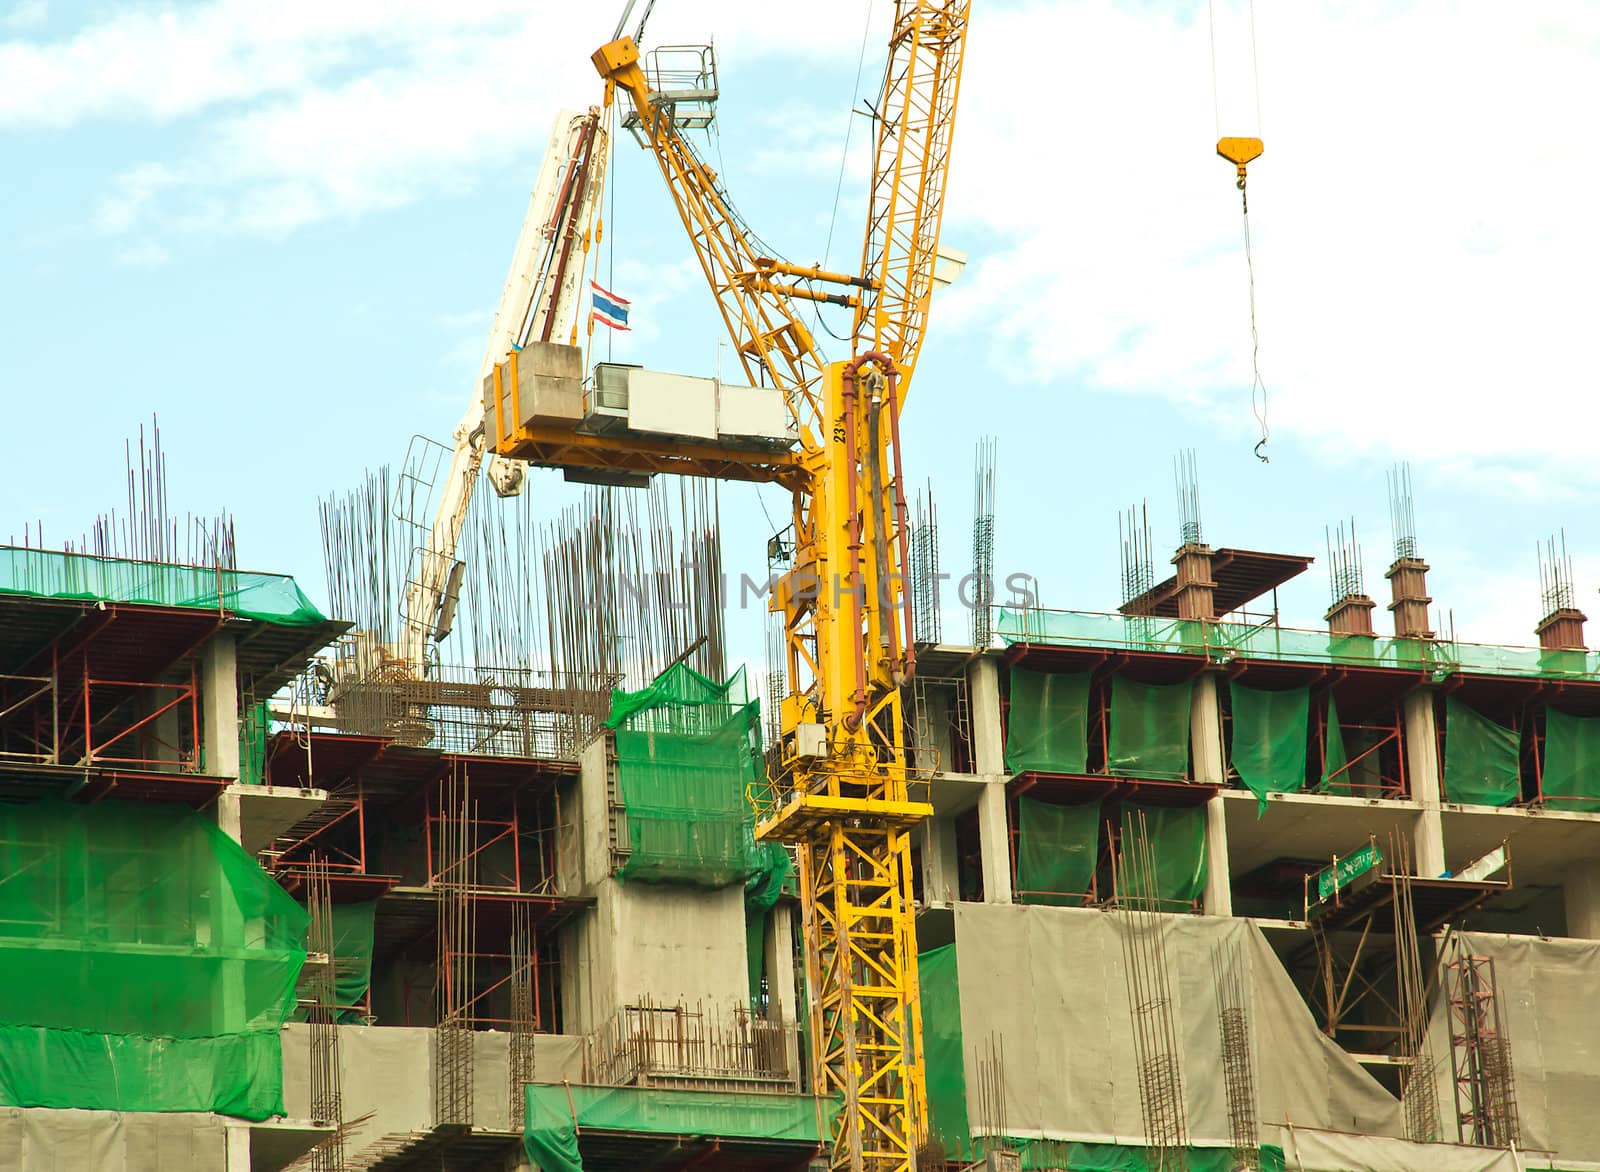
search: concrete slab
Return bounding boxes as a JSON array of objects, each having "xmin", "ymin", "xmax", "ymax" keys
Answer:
[
  {"xmin": 1222, "ymin": 789, "xmax": 1420, "ymax": 876},
  {"xmin": 229, "ymin": 783, "xmax": 328, "ymax": 856},
  {"xmin": 1440, "ymin": 802, "xmax": 1600, "ymax": 885},
  {"xmin": 249, "ymin": 1120, "xmax": 333, "ymax": 1172}
]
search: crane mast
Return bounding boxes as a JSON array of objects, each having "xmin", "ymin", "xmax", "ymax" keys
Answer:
[{"xmin": 490, "ymin": 7, "xmax": 970, "ymax": 1168}]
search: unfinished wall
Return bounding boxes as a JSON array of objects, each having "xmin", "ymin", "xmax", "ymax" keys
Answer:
[{"xmin": 281, "ymin": 1024, "xmax": 583, "ymax": 1156}]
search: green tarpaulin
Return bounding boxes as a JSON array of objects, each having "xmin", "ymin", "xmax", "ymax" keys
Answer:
[
  {"xmin": 1228, "ymin": 681, "xmax": 1309, "ymax": 815},
  {"xmin": 1108, "ymin": 678, "xmax": 1191, "ymax": 779},
  {"xmin": 1118, "ymin": 804, "xmax": 1207, "ymax": 909},
  {"xmin": 1318, "ymin": 693, "xmax": 1351, "ymax": 793},
  {"xmin": 1015, "ymin": 795, "xmax": 1102, "ymax": 906},
  {"xmin": 0, "ymin": 546, "xmax": 327, "ymax": 626},
  {"xmin": 605, "ymin": 664, "xmax": 766, "ymax": 888},
  {"xmin": 1443, "ymin": 697, "xmax": 1521, "ymax": 807},
  {"xmin": 0, "ymin": 799, "xmax": 307, "ymax": 1119},
  {"xmin": 292, "ymin": 900, "xmax": 376, "ymax": 1025},
  {"xmin": 1005, "ymin": 668, "xmax": 1090, "ymax": 774},
  {"xmin": 523, "ymin": 1084, "xmax": 835, "ymax": 1171},
  {"xmin": 1542, "ymin": 707, "xmax": 1600, "ymax": 811},
  {"xmin": 919, "ymin": 943, "xmax": 971, "ymax": 1158}
]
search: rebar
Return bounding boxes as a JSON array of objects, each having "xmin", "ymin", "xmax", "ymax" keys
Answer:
[
  {"xmin": 434, "ymin": 765, "xmax": 476, "ymax": 1127},
  {"xmin": 970, "ymin": 438, "xmax": 995, "ymax": 647},
  {"xmin": 1120, "ymin": 501, "xmax": 1155, "ymax": 610},
  {"xmin": 1174, "ymin": 450, "xmax": 1202, "ymax": 547},
  {"xmin": 1538, "ymin": 530, "xmax": 1576, "ymax": 615},
  {"xmin": 306, "ymin": 857, "xmax": 345, "ymax": 1172},
  {"xmin": 1326, "ymin": 519, "xmax": 1365, "ymax": 605},
  {"xmin": 1388, "ymin": 463, "xmax": 1420, "ymax": 561},
  {"xmin": 1212, "ymin": 940, "xmax": 1259, "ymax": 1170},
  {"xmin": 1115, "ymin": 811, "xmax": 1190, "ymax": 1172},
  {"xmin": 1446, "ymin": 950, "xmax": 1520, "ymax": 1149},
  {"xmin": 508, "ymin": 903, "xmax": 537, "ymax": 1128},
  {"xmin": 912, "ymin": 479, "xmax": 942, "ymax": 645},
  {"xmin": 1390, "ymin": 832, "xmax": 1442, "ymax": 1143}
]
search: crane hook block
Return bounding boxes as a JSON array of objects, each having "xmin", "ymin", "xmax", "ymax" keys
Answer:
[{"xmin": 1217, "ymin": 136, "xmax": 1264, "ymax": 188}]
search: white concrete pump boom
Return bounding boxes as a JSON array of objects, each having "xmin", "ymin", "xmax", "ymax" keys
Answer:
[{"xmin": 398, "ymin": 107, "xmax": 609, "ymax": 673}]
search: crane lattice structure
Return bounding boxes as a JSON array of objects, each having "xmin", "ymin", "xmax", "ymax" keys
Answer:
[{"xmin": 495, "ymin": 5, "xmax": 972, "ymax": 1168}]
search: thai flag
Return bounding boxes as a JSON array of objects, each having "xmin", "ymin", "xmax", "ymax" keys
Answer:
[{"xmin": 590, "ymin": 281, "xmax": 631, "ymax": 331}]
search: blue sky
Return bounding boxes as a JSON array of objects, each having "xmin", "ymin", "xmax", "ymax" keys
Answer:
[{"xmin": 5, "ymin": 0, "xmax": 1600, "ymax": 671}]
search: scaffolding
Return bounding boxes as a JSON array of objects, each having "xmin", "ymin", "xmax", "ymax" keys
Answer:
[
  {"xmin": 305, "ymin": 858, "xmax": 346, "ymax": 1172},
  {"xmin": 1446, "ymin": 952, "xmax": 1520, "ymax": 1149},
  {"xmin": 434, "ymin": 767, "xmax": 476, "ymax": 1128},
  {"xmin": 582, "ymin": 999, "xmax": 798, "ymax": 1093}
]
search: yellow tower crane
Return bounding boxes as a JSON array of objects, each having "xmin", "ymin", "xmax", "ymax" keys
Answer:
[{"xmin": 494, "ymin": 6, "xmax": 971, "ymax": 1168}]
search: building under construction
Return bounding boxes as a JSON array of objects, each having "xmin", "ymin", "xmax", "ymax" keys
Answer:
[{"xmin": 5, "ymin": 450, "xmax": 1600, "ymax": 1172}]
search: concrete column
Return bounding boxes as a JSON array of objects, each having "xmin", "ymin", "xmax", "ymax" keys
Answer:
[
  {"xmin": 1563, "ymin": 861, "xmax": 1600, "ymax": 939},
  {"xmin": 202, "ymin": 633, "xmax": 243, "ymax": 843},
  {"xmin": 1402, "ymin": 689, "xmax": 1447, "ymax": 878},
  {"xmin": 765, "ymin": 903, "xmax": 802, "ymax": 1082},
  {"xmin": 225, "ymin": 1121, "xmax": 252, "ymax": 1170},
  {"xmin": 918, "ymin": 814, "xmax": 960, "ymax": 904},
  {"xmin": 1190, "ymin": 673, "xmax": 1233, "ymax": 916},
  {"xmin": 969, "ymin": 656, "xmax": 1005, "ymax": 775},
  {"xmin": 201, "ymin": 632, "xmax": 241, "ymax": 780},
  {"xmin": 977, "ymin": 780, "xmax": 1012, "ymax": 903}
]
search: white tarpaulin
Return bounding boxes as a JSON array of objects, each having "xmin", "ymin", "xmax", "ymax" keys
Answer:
[
  {"xmin": 0, "ymin": 1107, "xmax": 227, "ymax": 1171},
  {"xmin": 949, "ymin": 903, "xmax": 1405, "ymax": 1147},
  {"xmin": 1422, "ymin": 931, "xmax": 1600, "ymax": 1163}
]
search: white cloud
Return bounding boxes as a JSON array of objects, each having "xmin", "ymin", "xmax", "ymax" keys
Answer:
[
  {"xmin": 934, "ymin": 0, "xmax": 1600, "ymax": 481},
  {"xmin": 10, "ymin": 0, "xmax": 877, "ymax": 245}
]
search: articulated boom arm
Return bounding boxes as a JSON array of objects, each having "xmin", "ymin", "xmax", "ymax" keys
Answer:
[
  {"xmin": 593, "ymin": 38, "xmax": 829, "ymax": 448},
  {"xmin": 398, "ymin": 109, "xmax": 606, "ymax": 674},
  {"xmin": 855, "ymin": 0, "xmax": 971, "ymax": 402}
]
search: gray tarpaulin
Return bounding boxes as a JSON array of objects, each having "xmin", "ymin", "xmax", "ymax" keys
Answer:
[
  {"xmin": 0, "ymin": 1108, "xmax": 227, "ymax": 1171},
  {"xmin": 1421, "ymin": 931, "xmax": 1600, "ymax": 1164},
  {"xmin": 949, "ymin": 902, "xmax": 1403, "ymax": 1149}
]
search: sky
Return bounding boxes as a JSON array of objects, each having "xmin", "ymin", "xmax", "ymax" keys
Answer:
[{"xmin": 5, "ymin": 0, "xmax": 1600, "ymax": 673}]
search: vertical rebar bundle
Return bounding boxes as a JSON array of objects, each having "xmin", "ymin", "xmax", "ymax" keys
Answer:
[
  {"xmin": 435, "ymin": 765, "xmax": 476, "ymax": 1127},
  {"xmin": 1389, "ymin": 832, "xmax": 1442, "ymax": 1143},
  {"xmin": 306, "ymin": 857, "xmax": 345, "ymax": 1172},
  {"xmin": 912, "ymin": 479, "xmax": 942, "ymax": 645},
  {"xmin": 1174, "ymin": 450, "xmax": 1203, "ymax": 547},
  {"xmin": 1120, "ymin": 501, "xmax": 1155, "ymax": 610},
  {"xmin": 508, "ymin": 903, "xmax": 537, "ymax": 1130},
  {"xmin": 1212, "ymin": 940, "xmax": 1259, "ymax": 1171},
  {"xmin": 1116, "ymin": 811, "xmax": 1190, "ymax": 1172},
  {"xmin": 1326, "ymin": 519, "xmax": 1366, "ymax": 605},
  {"xmin": 1446, "ymin": 951, "xmax": 1520, "ymax": 1149},
  {"xmin": 319, "ymin": 467, "xmax": 411, "ymax": 653},
  {"xmin": 1538, "ymin": 530, "xmax": 1576, "ymax": 615},
  {"xmin": 541, "ymin": 479, "xmax": 725, "ymax": 688},
  {"xmin": 1388, "ymin": 463, "xmax": 1420, "ymax": 561},
  {"xmin": 970, "ymin": 438, "xmax": 996, "ymax": 647},
  {"xmin": 29, "ymin": 415, "xmax": 239, "ymax": 569}
]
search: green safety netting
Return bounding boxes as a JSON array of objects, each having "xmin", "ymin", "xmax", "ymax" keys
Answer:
[
  {"xmin": 292, "ymin": 901, "xmax": 376, "ymax": 1025},
  {"xmin": 1541, "ymin": 708, "xmax": 1600, "ymax": 812},
  {"xmin": 1318, "ymin": 694, "xmax": 1351, "ymax": 794},
  {"xmin": 1228, "ymin": 681, "xmax": 1309, "ymax": 816},
  {"xmin": 1005, "ymin": 668, "xmax": 1090, "ymax": 774},
  {"xmin": 919, "ymin": 942, "xmax": 971, "ymax": 1158},
  {"xmin": 1443, "ymin": 697, "xmax": 1521, "ymax": 807},
  {"xmin": 998, "ymin": 1142, "xmax": 1288, "ymax": 1171},
  {"xmin": 1118, "ymin": 804, "xmax": 1207, "ymax": 909},
  {"xmin": 0, "ymin": 546, "xmax": 328, "ymax": 626},
  {"xmin": 996, "ymin": 606, "xmax": 1600, "ymax": 684},
  {"xmin": 0, "ymin": 799, "xmax": 307, "ymax": 1119},
  {"xmin": 240, "ymin": 701, "xmax": 270, "ymax": 786},
  {"xmin": 1107, "ymin": 678, "xmax": 1191, "ymax": 779},
  {"xmin": 605, "ymin": 664, "xmax": 765, "ymax": 888},
  {"xmin": 523, "ymin": 1084, "xmax": 836, "ymax": 1171},
  {"xmin": 744, "ymin": 843, "xmax": 793, "ymax": 1006},
  {"xmin": 1015, "ymin": 795, "xmax": 1102, "ymax": 906}
]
